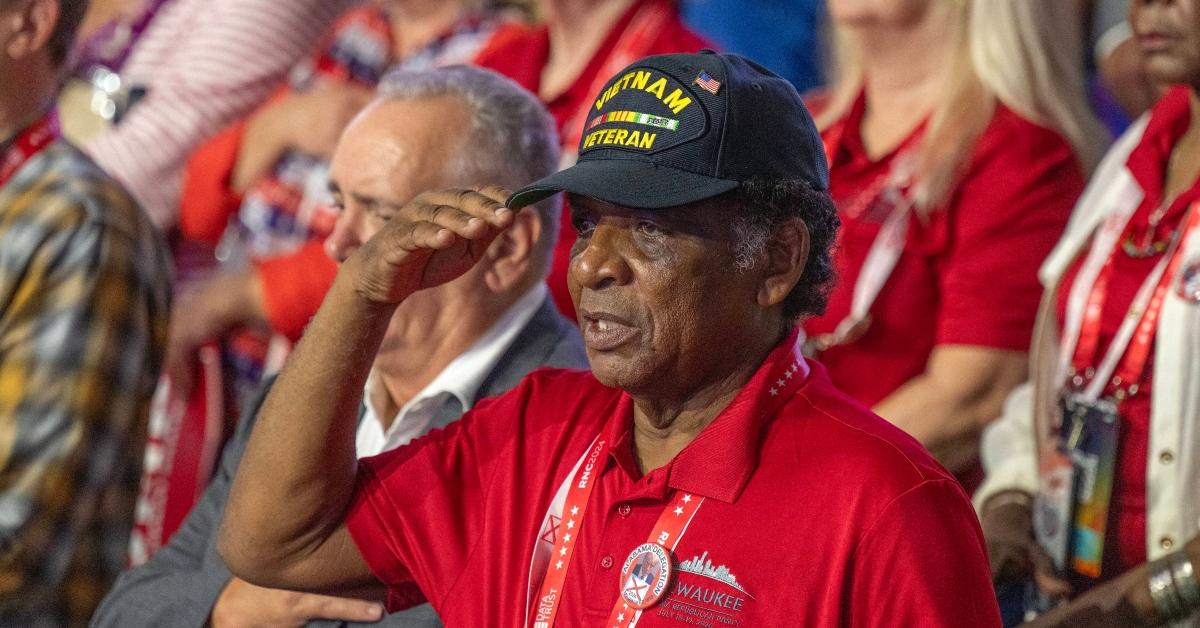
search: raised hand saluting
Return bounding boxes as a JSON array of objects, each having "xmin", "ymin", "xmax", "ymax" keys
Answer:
[{"xmin": 347, "ymin": 186, "xmax": 516, "ymax": 305}]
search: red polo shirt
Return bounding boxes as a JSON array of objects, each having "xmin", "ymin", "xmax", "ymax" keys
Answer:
[
  {"xmin": 805, "ymin": 94, "xmax": 1083, "ymax": 407},
  {"xmin": 1054, "ymin": 87, "xmax": 1196, "ymax": 579},
  {"xmin": 474, "ymin": 2, "xmax": 709, "ymax": 320},
  {"xmin": 346, "ymin": 334, "xmax": 1000, "ymax": 626}
]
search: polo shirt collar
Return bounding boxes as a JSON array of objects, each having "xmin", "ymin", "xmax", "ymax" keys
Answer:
[
  {"xmin": 827, "ymin": 89, "xmax": 927, "ymax": 169},
  {"xmin": 1126, "ymin": 86, "xmax": 1192, "ymax": 203},
  {"xmin": 603, "ymin": 329, "xmax": 809, "ymax": 505},
  {"xmin": 361, "ymin": 283, "xmax": 548, "ymax": 441}
]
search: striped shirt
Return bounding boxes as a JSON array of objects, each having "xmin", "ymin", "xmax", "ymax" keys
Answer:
[
  {"xmin": 86, "ymin": 0, "xmax": 353, "ymax": 228},
  {"xmin": 0, "ymin": 140, "xmax": 172, "ymax": 626}
]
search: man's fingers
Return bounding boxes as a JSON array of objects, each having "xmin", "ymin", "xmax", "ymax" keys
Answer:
[
  {"xmin": 414, "ymin": 188, "xmax": 513, "ymax": 228},
  {"xmin": 473, "ymin": 184, "xmax": 514, "ymax": 204},
  {"xmin": 297, "ymin": 592, "xmax": 385, "ymax": 622},
  {"xmin": 417, "ymin": 203, "xmax": 491, "ymax": 239}
]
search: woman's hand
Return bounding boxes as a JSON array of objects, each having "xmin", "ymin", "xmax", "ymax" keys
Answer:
[{"xmin": 981, "ymin": 495, "xmax": 1072, "ymax": 598}]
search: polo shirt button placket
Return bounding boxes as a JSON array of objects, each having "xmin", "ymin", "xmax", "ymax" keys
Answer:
[
  {"xmin": 617, "ymin": 503, "xmax": 632, "ymax": 518},
  {"xmin": 601, "ymin": 555, "xmax": 614, "ymax": 569}
]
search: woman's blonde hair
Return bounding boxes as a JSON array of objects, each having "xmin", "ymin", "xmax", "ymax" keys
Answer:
[{"xmin": 816, "ymin": 0, "xmax": 1108, "ymax": 210}]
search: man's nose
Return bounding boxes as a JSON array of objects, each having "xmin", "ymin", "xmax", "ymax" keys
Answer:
[
  {"xmin": 324, "ymin": 210, "xmax": 363, "ymax": 263},
  {"xmin": 570, "ymin": 224, "xmax": 633, "ymax": 290}
]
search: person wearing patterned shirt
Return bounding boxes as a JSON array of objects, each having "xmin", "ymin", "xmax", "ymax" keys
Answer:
[
  {"xmin": 0, "ymin": 0, "xmax": 171, "ymax": 625},
  {"xmin": 82, "ymin": 0, "xmax": 354, "ymax": 228}
]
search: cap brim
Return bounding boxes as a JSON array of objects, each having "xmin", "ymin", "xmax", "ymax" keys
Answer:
[{"xmin": 507, "ymin": 159, "xmax": 738, "ymax": 210}]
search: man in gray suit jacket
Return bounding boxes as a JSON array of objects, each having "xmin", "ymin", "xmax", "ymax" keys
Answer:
[{"xmin": 92, "ymin": 65, "xmax": 586, "ymax": 628}]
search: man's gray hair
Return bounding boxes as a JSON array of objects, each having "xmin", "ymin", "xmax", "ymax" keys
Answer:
[{"xmin": 378, "ymin": 65, "xmax": 562, "ymax": 264}]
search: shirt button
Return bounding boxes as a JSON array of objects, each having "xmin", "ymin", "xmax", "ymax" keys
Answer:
[
  {"xmin": 617, "ymin": 503, "xmax": 632, "ymax": 517},
  {"xmin": 600, "ymin": 555, "xmax": 614, "ymax": 569},
  {"xmin": 1159, "ymin": 450, "xmax": 1175, "ymax": 464},
  {"xmin": 1160, "ymin": 536, "xmax": 1176, "ymax": 551}
]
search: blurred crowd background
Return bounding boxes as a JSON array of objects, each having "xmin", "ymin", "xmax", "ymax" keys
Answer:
[{"xmin": 2, "ymin": 0, "xmax": 1198, "ymax": 626}]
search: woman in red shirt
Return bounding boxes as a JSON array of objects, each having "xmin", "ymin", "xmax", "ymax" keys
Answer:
[
  {"xmin": 804, "ymin": 0, "xmax": 1107, "ymax": 478},
  {"xmin": 977, "ymin": 1, "xmax": 1200, "ymax": 625}
]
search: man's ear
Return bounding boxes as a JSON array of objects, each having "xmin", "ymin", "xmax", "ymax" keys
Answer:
[
  {"xmin": 756, "ymin": 217, "xmax": 809, "ymax": 309},
  {"xmin": 483, "ymin": 207, "xmax": 540, "ymax": 292},
  {"xmin": 4, "ymin": 0, "xmax": 57, "ymax": 61}
]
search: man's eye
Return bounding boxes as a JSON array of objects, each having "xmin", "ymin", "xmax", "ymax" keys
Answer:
[
  {"xmin": 637, "ymin": 221, "xmax": 663, "ymax": 237},
  {"xmin": 574, "ymin": 219, "xmax": 596, "ymax": 237},
  {"xmin": 367, "ymin": 207, "xmax": 396, "ymax": 222}
]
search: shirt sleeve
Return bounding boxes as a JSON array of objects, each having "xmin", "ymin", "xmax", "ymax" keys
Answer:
[
  {"xmin": 255, "ymin": 240, "xmax": 337, "ymax": 341},
  {"xmin": 849, "ymin": 479, "xmax": 1002, "ymax": 628},
  {"xmin": 935, "ymin": 115, "xmax": 1083, "ymax": 350},
  {"xmin": 344, "ymin": 376, "xmax": 535, "ymax": 611},
  {"xmin": 0, "ymin": 184, "xmax": 168, "ymax": 613},
  {"xmin": 85, "ymin": 0, "xmax": 351, "ymax": 228},
  {"xmin": 975, "ymin": 380, "xmax": 1040, "ymax": 512}
]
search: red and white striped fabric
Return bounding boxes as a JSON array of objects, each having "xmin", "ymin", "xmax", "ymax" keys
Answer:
[{"xmin": 86, "ymin": 0, "xmax": 354, "ymax": 228}]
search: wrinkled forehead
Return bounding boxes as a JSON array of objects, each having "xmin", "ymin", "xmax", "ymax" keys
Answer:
[{"xmin": 566, "ymin": 193, "xmax": 742, "ymax": 239}]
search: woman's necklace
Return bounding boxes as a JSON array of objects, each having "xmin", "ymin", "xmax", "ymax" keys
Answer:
[
  {"xmin": 1123, "ymin": 140, "xmax": 1198, "ymax": 258},
  {"xmin": 1122, "ymin": 201, "xmax": 1174, "ymax": 258}
]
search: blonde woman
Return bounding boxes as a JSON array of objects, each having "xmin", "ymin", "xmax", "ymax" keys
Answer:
[{"xmin": 804, "ymin": 0, "xmax": 1108, "ymax": 481}]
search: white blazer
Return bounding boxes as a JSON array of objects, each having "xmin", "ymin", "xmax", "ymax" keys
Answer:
[{"xmin": 976, "ymin": 114, "xmax": 1200, "ymax": 564}]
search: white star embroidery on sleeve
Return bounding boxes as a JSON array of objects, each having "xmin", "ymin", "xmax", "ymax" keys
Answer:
[
  {"xmin": 674, "ymin": 506, "xmax": 684, "ymax": 515},
  {"xmin": 682, "ymin": 494, "xmax": 693, "ymax": 503}
]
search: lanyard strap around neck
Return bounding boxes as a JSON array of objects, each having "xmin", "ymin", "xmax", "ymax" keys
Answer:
[
  {"xmin": 0, "ymin": 109, "xmax": 59, "ymax": 189},
  {"xmin": 526, "ymin": 342, "xmax": 811, "ymax": 627},
  {"xmin": 809, "ymin": 121, "xmax": 918, "ymax": 352},
  {"xmin": 527, "ymin": 435, "xmax": 609, "ymax": 628},
  {"xmin": 605, "ymin": 491, "xmax": 704, "ymax": 628},
  {"xmin": 1059, "ymin": 202, "xmax": 1200, "ymax": 402}
]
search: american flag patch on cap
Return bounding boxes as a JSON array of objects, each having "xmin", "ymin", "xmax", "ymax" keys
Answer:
[{"xmin": 693, "ymin": 71, "xmax": 721, "ymax": 95}]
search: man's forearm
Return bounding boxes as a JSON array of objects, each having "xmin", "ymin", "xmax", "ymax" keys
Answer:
[{"xmin": 219, "ymin": 261, "xmax": 395, "ymax": 580}]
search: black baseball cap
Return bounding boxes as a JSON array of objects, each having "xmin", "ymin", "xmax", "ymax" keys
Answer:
[{"xmin": 507, "ymin": 50, "xmax": 828, "ymax": 211}]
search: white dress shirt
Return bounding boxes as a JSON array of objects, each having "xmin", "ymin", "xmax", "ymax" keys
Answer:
[{"xmin": 355, "ymin": 284, "xmax": 549, "ymax": 458}]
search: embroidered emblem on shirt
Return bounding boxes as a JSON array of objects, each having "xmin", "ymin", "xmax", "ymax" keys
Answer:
[{"xmin": 678, "ymin": 551, "xmax": 752, "ymax": 596}]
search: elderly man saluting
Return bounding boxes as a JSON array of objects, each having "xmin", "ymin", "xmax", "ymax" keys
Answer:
[{"xmin": 219, "ymin": 52, "xmax": 1000, "ymax": 627}]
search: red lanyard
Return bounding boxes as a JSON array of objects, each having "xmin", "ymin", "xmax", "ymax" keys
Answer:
[
  {"xmin": 605, "ymin": 491, "xmax": 704, "ymax": 627},
  {"xmin": 0, "ymin": 110, "xmax": 59, "ymax": 188},
  {"xmin": 558, "ymin": 0, "xmax": 671, "ymax": 156},
  {"xmin": 529, "ymin": 440, "xmax": 707, "ymax": 628},
  {"xmin": 526, "ymin": 339, "xmax": 810, "ymax": 628},
  {"xmin": 529, "ymin": 436, "xmax": 611, "ymax": 628},
  {"xmin": 807, "ymin": 113, "xmax": 920, "ymax": 352},
  {"xmin": 1069, "ymin": 202, "xmax": 1200, "ymax": 399}
]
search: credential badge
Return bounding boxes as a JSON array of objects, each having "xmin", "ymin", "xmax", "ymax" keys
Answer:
[{"xmin": 619, "ymin": 543, "xmax": 673, "ymax": 610}]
